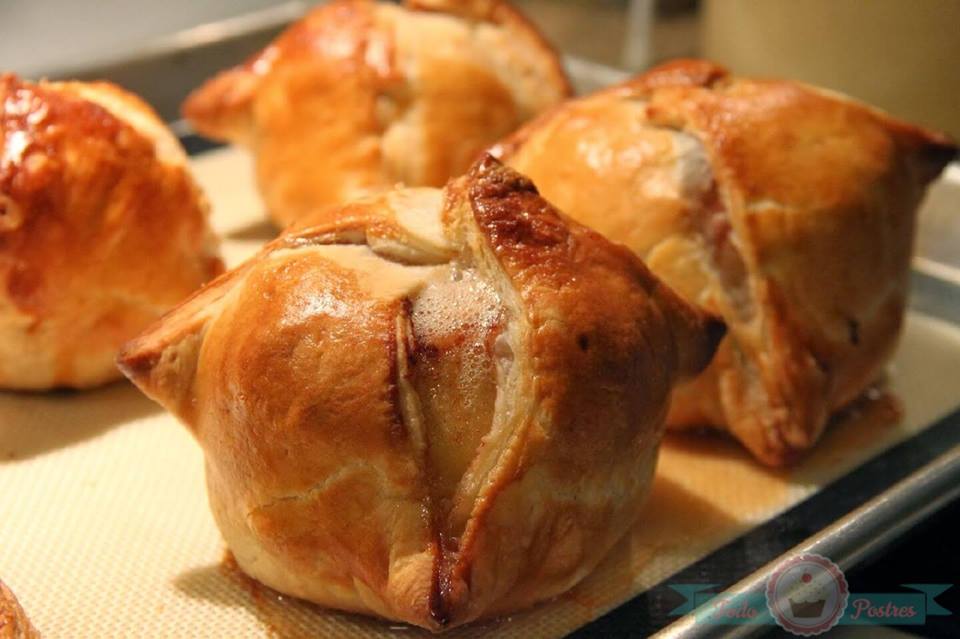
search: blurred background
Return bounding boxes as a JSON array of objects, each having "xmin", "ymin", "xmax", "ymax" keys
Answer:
[
  {"xmin": 2, "ymin": 0, "xmax": 957, "ymax": 279},
  {"xmin": 2, "ymin": 0, "xmax": 958, "ymax": 138}
]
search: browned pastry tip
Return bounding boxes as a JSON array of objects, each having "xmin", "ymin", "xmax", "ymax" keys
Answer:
[
  {"xmin": 464, "ymin": 154, "xmax": 726, "ymax": 382},
  {"xmin": 181, "ymin": 65, "xmax": 260, "ymax": 144},
  {"xmin": 497, "ymin": 58, "xmax": 956, "ymax": 466}
]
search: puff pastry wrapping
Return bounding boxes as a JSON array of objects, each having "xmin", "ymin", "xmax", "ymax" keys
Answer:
[
  {"xmin": 0, "ymin": 580, "xmax": 39, "ymax": 639},
  {"xmin": 118, "ymin": 156, "xmax": 723, "ymax": 630},
  {"xmin": 0, "ymin": 74, "xmax": 223, "ymax": 389},
  {"xmin": 494, "ymin": 59, "xmax": 958, "ymax": 466},
  {"xmin": 182, "ymin": 0, "xmax": 572, "ymax": 227}
]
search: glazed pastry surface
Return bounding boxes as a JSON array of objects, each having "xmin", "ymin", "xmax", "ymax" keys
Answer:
[
  {"xmin": 0, "ymin": 75, "xmax": 223, "ymax": 389},
  {"xmin": 183, "ymin": 0, "xmax": 572, "ymax": 227},
  {"xmin": 119, "ymin": 157, "xmax": 722, "ymax": 630},
  {"xmin": 495, "ymin": 59, "xmax": 957, "ymax": 465}
]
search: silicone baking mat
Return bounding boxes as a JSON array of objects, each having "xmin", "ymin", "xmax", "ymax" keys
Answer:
[{"xmin": 2, "ymin": 148, "xmax": 959, "ymax": 638}]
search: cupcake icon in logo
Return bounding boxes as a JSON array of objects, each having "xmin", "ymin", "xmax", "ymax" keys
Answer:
[
  {"xmin": 766, "ymin": 554, "xmax": 848, "ymax": 636},
  {"xmin": 789, "ymin": 571, "xmax": 827, "ymax": 618}
]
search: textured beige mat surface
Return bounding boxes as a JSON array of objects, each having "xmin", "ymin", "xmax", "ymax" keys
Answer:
[{"xmin": 1, "ymin": 148, "xmax": 959, "ymax": 638}]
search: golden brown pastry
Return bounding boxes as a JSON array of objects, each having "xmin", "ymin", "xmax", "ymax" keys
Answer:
[
  {"xmin": 119, "ymin": 157, "xmax": 723, "ymax": 630},
  {"xmin": 0, "ymin": 74, "xmax": 223, "ymax": 390},
  {"xmin": 494, "ymin": 59, "xmax": 957, "ymax": 466},
  {"xmin": 182, "ymin": 0, "xmax": 572, "ymax": 227},
  {"xmin": 0, "ymin": 580, "xmax": 39, "ymax": 639}
]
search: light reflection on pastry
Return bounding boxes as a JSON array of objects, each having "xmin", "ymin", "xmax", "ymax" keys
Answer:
[
  {"xmin": 182, "ymin": 0, "xmax": 572, "ymax": 228},
  {"xmin": 0, "ymin": 75, "xmax": 223, "ymax": 390},
  {"xmin": 0, "ymin": 579, "xmax": 39, "ymax": 639},
  {"xmin": 494, "ymin": 59, "xmax": 957, "ymax": 466},
  {"xmin": 118, "ymin": 157, "xmax": 723, "ymax": 630}
]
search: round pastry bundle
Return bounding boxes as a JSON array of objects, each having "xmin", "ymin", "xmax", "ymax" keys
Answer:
[
  {"xmin": 494, "ymin": 59, "xmax": 958, "ymax": 465},
  {"xmin": 119, "ymin": 157, "xmax": 723, "ymax": 630},
  {"xmin": 0, "ymin": 74, "xmax": 223, "ymax": 389},
  {"xmin": 183, "ymin": 0, "xmax": 572, "ymax": 227}
]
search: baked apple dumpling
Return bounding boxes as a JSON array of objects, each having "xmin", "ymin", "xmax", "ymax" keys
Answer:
[
  {"xmin": 119, "ymin": 157, "xmax": 722, "ymax": 630},
  {"xmin": 0, "ymin": 75, "xmax": 222, "ymax": 389},
  {"xmin": 494, "ymin": 59, "xmax": 957, "ymax": 465},
  {"xmin": 182, "ymin": 0, "xmax": 572, "ymax": 227}
]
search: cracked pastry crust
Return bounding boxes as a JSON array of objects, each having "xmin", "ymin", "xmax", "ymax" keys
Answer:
[
  {"xmin": 118, "ymin": 157, "xmax": 723, "ymax": 631},
  {"xmin": 0, "ymin": 75, "xmax": 223, "ymax": 389},
  {"xmin": 0, "ymin": 580, "xmax": 39, "ymax": 639},
  {"xmin": 494, "ymin": 59, "xmax": 958, "ymax": 466},
  {"xmin": 182, "ymin": 0, "xmax": 572, "ymax": 228}
]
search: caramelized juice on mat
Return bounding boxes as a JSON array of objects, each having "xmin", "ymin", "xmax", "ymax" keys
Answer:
[{"xmin": 220, "ymin": 552, "xmax": 322, "ymax": 639}]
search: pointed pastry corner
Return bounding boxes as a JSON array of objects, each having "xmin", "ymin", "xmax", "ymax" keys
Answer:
[
  {"xmin": 115, "ymin": 310, "xmax": 203, "ymax": 418},
  {"xmin": 915, "ymin": 133, "xmax": 958, "ymax": 184},
  {"xmin": 466, "ymin": 152, "xmax": 537, "ymax": 192},
  {"xmin": 660, "ymin": 284, "xmax": 727, "ymax": 382},
  {"xmin": 629, "ymin": 58, "xmax": 731, "ymax": 92},
  {"xmin": 469, "ymin": 151, "xmax": 502, "ymax": 175},
  {"xmin": 115, "ymin": 312, "xmax": 208, "ymax": 425},
  {"xmin": 115, "ymin": 333, "xmax": 157, "ymax": 388},
  {"xmin": 115, "ymin": 313, "xmax": 191, "ymax": 393},
  {"xmin": 116, "ymin": 269, "xmax": 241, "ymax": 416},
  {"xmin": 687, "ymin": 309, "xmax": 727, "ymax": 379},
  {"xmin": 181, "ymin": 64, "xmax": 260, "ymax": 142}
]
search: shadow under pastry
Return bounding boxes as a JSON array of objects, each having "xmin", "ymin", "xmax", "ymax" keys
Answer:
[
  {"xmin": 0, "ymin": 381, "xmax": 161, "ymax": 462},
  {"xmin": 562, "ymin": 474, "xmax": 742, "ymax": 617},
  {"xmin": 223, "ymin": 218, "xmax": 278, "ymax": 242},
  {"xmin": 174, "ymin": 554, "xmax": 438, "ymax": 638}
]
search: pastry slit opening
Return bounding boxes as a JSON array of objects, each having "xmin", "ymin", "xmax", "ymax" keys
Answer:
[{"xmin": 394, "ymin": 308, "xmax": 452, "ymax": 624}]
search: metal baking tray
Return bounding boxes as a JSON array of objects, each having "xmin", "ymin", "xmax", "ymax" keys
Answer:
[{"xmin": 10, "ymin": 6, "xmax": 960, "ymax": 637}]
